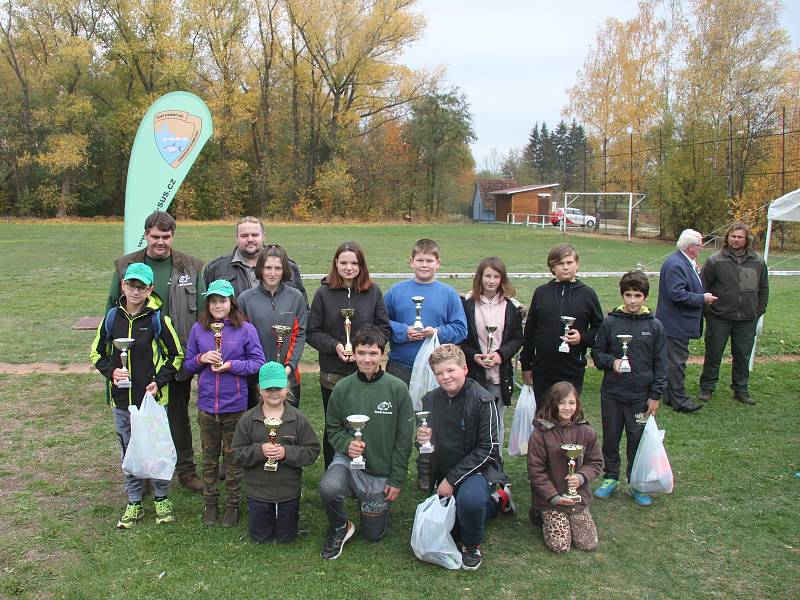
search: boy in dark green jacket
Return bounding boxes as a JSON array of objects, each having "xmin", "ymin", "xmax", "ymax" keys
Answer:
[{"xmin": 319, "ymin": 325, "xmax": 414, "ymax": 560}]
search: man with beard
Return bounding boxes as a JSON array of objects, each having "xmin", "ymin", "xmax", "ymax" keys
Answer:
[{"xmin": 203, "ymin": 216, "xmax": 307, "ymax": 306}]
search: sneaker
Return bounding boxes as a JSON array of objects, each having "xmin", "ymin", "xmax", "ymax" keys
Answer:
[
  {"xmin": 461, "ymin": 544, "xmax": 482, "ymax": 570},
  {"xmin": 117, "ymin": 502, "xmax": 144, "ymax": 529},
  {"xmin": 321, "ymin": 521, "xmax": 355, "ymax": 560},
  {"xmin": 629, "ymin": 488, "xmax": 653, "ymax": 507},
  {"xmin": 492, "ymin": 483, "xmax": 516, "ymax": 515},
  {"xmin": 593, "ymin": 478, "xmax": 619, "ymax": 499},
  {"xmin": 733, "ymin": 391, "xmax": 756, "ymax": 406},
  {"xmin": 221, "ymin": 506, "xmax": 239, "ymax": 528},
  {"xmin": 697, "ymin": 390, "xmax": 712, "ymax": 402},
  {"xmin": 154, "ymin": 498, "xmax": 175, "ymax": 524},
  {"xmin": 202, "ymin": 503, "xmax": 218, "ymax": 526}
]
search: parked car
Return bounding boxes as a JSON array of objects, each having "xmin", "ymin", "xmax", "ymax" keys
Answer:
[{"xmin": 550, "ymin": 207, "xmax": 597, "ymax": 229}]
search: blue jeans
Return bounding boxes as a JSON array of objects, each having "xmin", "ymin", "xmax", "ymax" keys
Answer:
[
  {"xmin": 114, "ymin": 408, "xmax": 170, "ymax": 502},
  {"xmin": 453, "ymin": 473, "xmax": 498, "ymax": 546}
]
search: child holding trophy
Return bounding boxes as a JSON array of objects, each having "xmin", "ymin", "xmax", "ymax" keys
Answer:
[
  {"xmin": 460, "ymin": 257, "xmax": 525, "ymax": 451},
  {"xmin": 527, "ymin": 382, "xmax": 602, "ymax": 553},
  {"xmin": 319, "ymin": 326, "xmax": 414, "ymax": 560},
  {"xmin": 239, "ymin": 245, "xmax": 307, "ymax": 407},
  {"xmin": 591, "ymin": 270, "xmax": 667, "ymax": 507},
  {"xmin": 416, "ymin": 344, "xmax": 514, "ymax": 571},
  {"xmin": 231, "ymin": 362, "xmax": 320, "ymax": 543},
  {"xmin": 182, "ymin": 279, "xmax": 265, "ymax": 527},
  {"xmin": 520, "ymin": 243, "xmax": 604, "ymax": 403},
  {"xmin": 308, "ymin": 241, "xmax": 391, "ymax": 469},
  {"xmin": 90, "ymin": 262, "xmax": 184, "ymax": 529}
]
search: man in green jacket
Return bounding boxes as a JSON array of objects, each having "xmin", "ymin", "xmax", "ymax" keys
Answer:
[
  {"xmin": 699, "ymin": 223, "xmax": 769, "ymax": 405},
  {"xmin": 319, "ymin": 325, "xmax": 414, "ymax": 560}
]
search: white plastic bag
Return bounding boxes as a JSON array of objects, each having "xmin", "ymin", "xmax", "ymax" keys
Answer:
[
  {"xmin": 630, "ymin": 415, "xmax": 673, "ymax": 494},
  {"xmin": 410, "ymin": 494, "xmax": 462, "ymax": 569},
  {"xmin": 508, "ymin": 385, "xmax": 536, "ymax": 456},
  {"xmin": 409, "ymin": 333, "xmax": 440, "ymax": 411},
  {"xmin": 122, "ymin": 392, "xmax": 177, "ymax": 481}
]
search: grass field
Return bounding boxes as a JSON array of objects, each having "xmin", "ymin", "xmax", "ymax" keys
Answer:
[{"xmin": 0, "ymin": 220, "xmax": 798, "ymax": 599}]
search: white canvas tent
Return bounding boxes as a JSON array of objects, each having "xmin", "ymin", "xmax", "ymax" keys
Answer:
[{"xmin": 749, "ymin": 187, "xmax": 800, "ymax": 369}]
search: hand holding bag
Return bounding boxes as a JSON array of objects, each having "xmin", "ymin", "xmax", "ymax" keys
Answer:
[
  {"xmin": 410, "ymin": 494, "xmax": 462, "ymax": 569},
  {"xmin": 122, "ymin": 392, "xmax": 177, "ymax": 481}
]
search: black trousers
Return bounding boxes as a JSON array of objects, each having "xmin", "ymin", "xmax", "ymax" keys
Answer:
[
  {"xmin": 664, "ymin": 337, "xmax": 692, "ymax": 409},
  {"xmin": 320, "ymin": 386, "xmax": 335, "ymax": 470},
  {"xmin": 167, "ymin": 378, "xmax": 197, "ymax": 479},
  {"xmin": 600, "ymin": 395, "xmax": 646, "ymax": 482},
  {"xmin": 699, "ymin": 316, "xmax": 758, "ymax": 395},
  {"xmin": 532, "ymin": 374, "xmax": 584, "ymax": 408},
  {"xmin": 247, "ymin": 496, "xmax": 300, "ymax": 543}
]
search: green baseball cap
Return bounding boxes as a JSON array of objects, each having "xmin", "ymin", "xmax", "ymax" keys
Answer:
[
  {"xmin": 123, "ymin": 263, "xmax": 154, "ymax": 285},
  {"xmin": 259, "ymin": 361, "xmax": 288, "ymax": 389},
  {"xmin": 204, "ymin": 279, "xmax": 235, "ymax": 299}
]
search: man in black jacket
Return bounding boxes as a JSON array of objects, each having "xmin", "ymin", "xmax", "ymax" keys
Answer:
[
  {"xmin": 416, "ymin": 344, "xmax": 514, "ymax": 571},
  {"xmin": 203, "ymin": 216, "xmax": 308, "ymax": 307},
  {"xmin": 699, "ymin": 223, "xmax": 769, "ymax": 405}
]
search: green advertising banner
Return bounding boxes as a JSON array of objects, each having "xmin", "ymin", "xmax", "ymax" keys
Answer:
[{"xmin": 124, "ymin": 91, "xmax": 213, "ymax": 253}]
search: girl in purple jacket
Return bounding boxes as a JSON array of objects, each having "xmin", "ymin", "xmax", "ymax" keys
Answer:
[{"xmin": 183, "ymin": 279, "xmax": 265, "ymax": 527}]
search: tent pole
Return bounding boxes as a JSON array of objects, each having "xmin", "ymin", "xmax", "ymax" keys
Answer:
[{"xmin": 749, "ymin": 218, "xmax": 773, "ymax": 372}]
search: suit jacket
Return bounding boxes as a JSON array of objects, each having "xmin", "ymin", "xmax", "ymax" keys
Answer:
[{"xmin": 656, "ymin": 250, "xmax": 706, "ymax": 340}]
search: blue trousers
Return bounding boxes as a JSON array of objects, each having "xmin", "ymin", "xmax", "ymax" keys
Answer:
[{"xmin": 453, "ymin": 473, "xmax": 498, "ymax": 546}]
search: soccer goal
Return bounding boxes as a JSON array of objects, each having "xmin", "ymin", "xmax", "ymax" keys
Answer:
[{"xmin": 560, "ymin": 192, "xmax": 648, "ymax": 241}]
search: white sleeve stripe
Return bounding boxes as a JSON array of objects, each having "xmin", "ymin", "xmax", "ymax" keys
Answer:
[{"xmin": 454, "ymin": 399, "xmax": 500, "ymax": 486}]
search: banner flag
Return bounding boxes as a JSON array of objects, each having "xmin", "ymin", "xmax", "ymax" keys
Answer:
[{"xmin": 124, "ymin": 91, "xmax": 213, "ymax": 253}]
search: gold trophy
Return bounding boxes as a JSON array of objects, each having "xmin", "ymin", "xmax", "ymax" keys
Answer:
[
  {"xmin": 483, "ymin": 325, "xmax": 498, "ymax": 366},
  {"xmin": 341, "ymin": 308, "xmax": 355, "ymax": 357},
  {"xmin": 210, "ymin": 322, "xmax": 225, "ymax": 368},
  {"xmin": 416, "ymin": 411, "xmax": 434, "ymax": 454},
  {"xmin": 560, "ymin": 443, "xmax": 584, "ymax": 502},
  {"xmin": 263, "ymin": 417, "xmax": 283, "ymax": 472},
  {"xmin": 346, "ymin": 414, "xmax": 370, "ymax": 470},
  {"xmin": 558, "ymin": 316, "xmax": 576, "ymax": 353},
  {"xmin": 271, "ymin": 324, "xmax": 292, "ymax": 357},
  {"xmin": 617, "ymin": 334, "xmax": 633, "ymax": 373},
  {"xmin": 411, "ymin": 296, "xmax": 425, "ymax": 333},
  {"xmin": 112, "ymin": 338, "xmax": 135, "ymax": 388}
]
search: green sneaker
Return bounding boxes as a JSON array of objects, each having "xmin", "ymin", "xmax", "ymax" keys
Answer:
[
  {"xmin": 593, "ymin": 478, "xmax": 619, "ymax": 499},
  {"xmin": 154, "ymin": 498, "xmax": 175, "ymax": 524},
  {"xmin": 117, "ymin": 502, "xmax": 144, "ymax": 529}
]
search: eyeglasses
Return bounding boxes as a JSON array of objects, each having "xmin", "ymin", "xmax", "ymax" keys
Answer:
[{"xmin": 124, "ymin": 282, "xmax": 149, "ymax": 292}]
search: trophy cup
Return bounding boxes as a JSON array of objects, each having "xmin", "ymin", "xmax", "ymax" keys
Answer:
[
  {"xmin": 617, "ymin": 334, "xmax": 633, "ymax": 373},
  {"xmin": 411, "ymin": 296, "xmax": 425, "ymax": 333},
  {"xmin": 263, "ymin": 417, "xmax": 283, "ymax": 472},
  {"xmin": 210, "ymin": 322, "xmax": 224, "ymax": 368},
  {"xmin": 341, "ymin": 308, "xmax": 355, "ymax": 357},
  {"xmin": 558, "ymin": 316, "xmax": 576, "ymax": 353},
  {"xmin": 346, "ymin": 414, "xmax": 370, "ymax": 470},
  {"xmin": 112, "ymin": 338, "xmax": 135, "ymax": 388},
  {"xmin": 634, "ymin": 412, "xmax": 648, "ymax": 424},
  {"xmin": 271, "ymin": 324, "xmax": 292, "ymax": 357},
  {"xmin": 483, "ymin": 325, "xmax": 498, "ymax": 366},
  {"xmin": 416, "ymin": 411, "xmax": 434, "ymax": 454},
  {"xmin": 560, "ymin": 443, "xmax": 584, "ymax": 502}
]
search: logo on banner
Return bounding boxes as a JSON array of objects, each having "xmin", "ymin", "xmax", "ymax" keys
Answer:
[{"xmin": 154, "ymin": 110, "xmax": 202, "ymax": 168}]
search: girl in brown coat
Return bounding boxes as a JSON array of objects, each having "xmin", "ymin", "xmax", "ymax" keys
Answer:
[{"xmin": 527, "ymin": 381, "xmax": 603, "ymax": 552}]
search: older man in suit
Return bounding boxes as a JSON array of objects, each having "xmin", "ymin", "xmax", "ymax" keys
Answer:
[{"xmin": 656, "ymin": 229, "xmax": 717, "ymax": 413}]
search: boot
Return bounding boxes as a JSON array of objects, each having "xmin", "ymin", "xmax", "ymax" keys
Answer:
[
  {"xmin": 203, "ymin": 503, "xmax": 218, "ymax": 526},
  {"xmin": 222, "ymin": 505, "xmax": 239, "ymax": 528}
]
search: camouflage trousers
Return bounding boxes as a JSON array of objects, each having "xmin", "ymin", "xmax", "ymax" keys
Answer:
[{"xmin": 197, "ymin": 410, "xmax": 243, "ymax": 507}]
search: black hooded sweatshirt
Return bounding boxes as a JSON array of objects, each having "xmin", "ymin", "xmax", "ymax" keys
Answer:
[{"xmin": 519, "ymin": 279, "xmax": 604, "ymax": 380}]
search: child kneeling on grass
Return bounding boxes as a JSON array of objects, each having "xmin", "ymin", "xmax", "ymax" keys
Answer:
[
  {"xmin": 416, "ymin": 344, "xmax": 514, "ymax": 571},
  {"xmin": 527, "ymin": 381, "xmax": 603, "ymax": 553},
  {"xmin": 90, "ymin": 263, "xmax": 184, "ymax": 529},
  {"xmin": 231, "ymin": 362, "xmax": 320, "ymax": 543}
]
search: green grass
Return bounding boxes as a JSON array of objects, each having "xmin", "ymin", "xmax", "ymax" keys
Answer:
[
  {"xmin": 0, "ymin": 221, "xmax": 798, "ymax": 363},
  {"xmin": 1, "ymin": 367, "xmax": 798, "ymax": 599}
]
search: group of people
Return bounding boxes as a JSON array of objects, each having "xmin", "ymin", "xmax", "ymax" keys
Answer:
[{"xmin": 90, "ymin": 212, "xmax": 768, "ymax": 569}]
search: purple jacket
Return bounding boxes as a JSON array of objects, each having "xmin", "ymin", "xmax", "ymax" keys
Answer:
[{"xmin": 183, "ymin": 320, "xmax": 265, "ymax": 414}]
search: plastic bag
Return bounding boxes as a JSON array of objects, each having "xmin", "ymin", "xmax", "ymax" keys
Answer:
[
  {"xmin": 508, "ymin": 385, "xmax": 536, "ymax": 456},
  {"xmin": 122, "ymin": 392, "xmax": 177, "ymax": 481},
  {"xmin": 630, "ymin": 415, "xmax": 673, "ymax": 494},
  {"xmin": 408, "ymin": 333, "xmax": 440, "ymax": 412},
  {"xmin": 410, "ymin": 494, "xmax": 462, "ymax": 569}
]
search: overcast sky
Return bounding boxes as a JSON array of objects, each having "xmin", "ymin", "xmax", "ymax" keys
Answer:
[{"xmin": 401, "ymin": 1, "xmax": 800, "ymax": 169}]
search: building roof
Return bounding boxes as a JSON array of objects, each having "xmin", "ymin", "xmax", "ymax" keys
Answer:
[
  {"xmin": 475, "ymin": 179, "xmax": 518, "ymax": 210},
  {"xmin": 493, "ymin": 183, "xmax": 560, "ymax": 195}
]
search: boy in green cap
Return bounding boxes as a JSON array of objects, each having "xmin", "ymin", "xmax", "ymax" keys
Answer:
[
  {"xmin": 91, "ymin": 262, "xmax": 184, "ymax": 529},
  {"xmin": 231, "ymin": 362, "xmax": 320, "ymax": 543}
]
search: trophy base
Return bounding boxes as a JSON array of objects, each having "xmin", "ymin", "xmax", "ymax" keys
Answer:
[
  {"xmin": 412, "ymin": 326, "xmax": 424, "ymax": 334},
  {"xmin": 482, "ymin": 360, "xmax": 494, "ymax": 367},
  {"xmin": 116, "ymin": 380, "xmax": 132, "ymax": 389},
  {"xmin": 264, "ymin": 462, "xmax": 278, "ymax": 472},
  {"xmin": 214, "ymin": 362, "xmax": 224, "ymax": 369},
  {"xmin": 420, "ymin": 445, "xmax": 434, "ymax": 454},
  {"xmin": 564, "ymin": 492, "xmax": 582, "ymax": 502},
  {"xmin": 558, "ymin": 343, "xmax": 570, "ymax": 353},
  {"xmin": 350, "ymin": 460, "xmax": 366, "ymax": 470},
  {"xmin": 619, "ymin": 367, "xmax": 631, "ymax": 373},
  {"xmin": 343, "ymin": 349, "xmax": 353, "ymax": 357}
]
